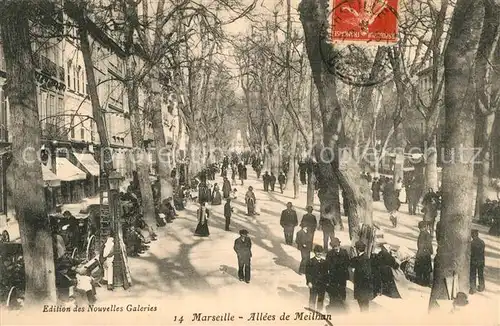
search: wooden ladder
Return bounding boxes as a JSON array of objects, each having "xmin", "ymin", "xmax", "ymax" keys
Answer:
[{"xmin": 99, "ymin": 190, "xmax": 112, "ymax": 249}]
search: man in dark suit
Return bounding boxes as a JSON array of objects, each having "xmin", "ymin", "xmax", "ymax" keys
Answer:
[
  {"xmin": 262, "ymin": 171, "xmax": 270, "ymax": 191},
  {"xmin": 233, "ymin": 229, "xmax": 252, "ymax": 283},
  {"xmin": 296, "ymin": 226, "xmax": 314, "ymax": 274},
  {"xmin": 305, "ymin": 245, "xmax": 328, "ymax": 311},
  {"xmin": 350, "ymin": 240, "xmax": 374, "ymax": 312},
  {"xmin": 278, "ymin": 172, "xmax": 286, "ymax": 193},
  {"xmin": 224, "ymin": 199, "xmax": 233, "ymax": 231},
  {"xmin": 470, "ymin": 229, "xmax": 485, "ymax": 294},
  {"xmin": 300, "ymin": 206, "xmax": 318, "ymax": 240},
  {"xmin": 319, "ymin": 205, "xmax": 336, "ymax": 251},
  {"xmin": 325, "ymin": 238, "xmax": 350, "ymax": 311},
  {"xmin": 270, "ymin": 173, "xmax": 277, "ymax": 191},
  {"xmin": 280, "ymin": 202, "xmax": 298, "ymax": 245},
  {"xmin": 415, "ymin": 221, "xmax": 433, "ymax": 286}
]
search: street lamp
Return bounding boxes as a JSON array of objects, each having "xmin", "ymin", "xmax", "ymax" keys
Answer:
[{"xmin": 109, "ymin": 170, "xmax": 128, "ymax": 289}]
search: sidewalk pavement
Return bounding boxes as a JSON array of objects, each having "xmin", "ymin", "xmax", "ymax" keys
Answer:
[{"xmin": 89, "ymin": 171, "xmax": 499, "ymax": 326}]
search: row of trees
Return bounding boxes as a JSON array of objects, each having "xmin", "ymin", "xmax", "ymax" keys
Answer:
[
  {"xmin": 234, "ymin": 0, "xmax": 497, "ymax": 310},
  {"xmin": 294, "ymin": 0, "xmax": 499, "ymax": 310}
]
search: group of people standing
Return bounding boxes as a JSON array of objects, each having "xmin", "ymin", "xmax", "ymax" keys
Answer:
[
  {"xmin": 303, "ymin": 239, "xmax": 402, "ymax": 313},
  {"xmin": 262, "ymin": 171, "xmax": 287, "ymax": 193},
  {"xmin": 276, "ymin": 201, "xmax": 400, "ymax": 313}
]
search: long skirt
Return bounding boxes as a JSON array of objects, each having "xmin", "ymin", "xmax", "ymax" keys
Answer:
[
  {"xmin": 246, "ymin": 199, "xmax": 255, "ymax": 215},
  {"xmin": 195, "ymin": 222, "xmax": 210, "ymax": 237},
  {"xmin": 212, "ymin": 191, "xmax": 222, "ymax": 205}
]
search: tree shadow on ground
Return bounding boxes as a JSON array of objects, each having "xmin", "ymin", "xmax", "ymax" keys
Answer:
[
  {"xmin": 219, "ymin": 264, "xmax": 239, "ymax": 280},
  {"xmin": 268, "ymin": 192, "xmax": 306, "ymax": 212},
  {"xmin": 130, "ymin": 235, "xmax": 218, "ymax": 296},
  {"xmin": 206, "ymin": 209, "xmax": 302, "ymax": 273},
  {"xmin": 483, "ymin": 264, "xmax": 500, "ymax": 287}
]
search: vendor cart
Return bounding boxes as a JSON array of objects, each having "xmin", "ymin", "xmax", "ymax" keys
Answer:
[
  {"xmin": 49, "ymin": 213, "xmax": 97, "ymax": 261},
  {"xmin": 0, "ymin": 242, "xmax": 24, "ymax": 309}
]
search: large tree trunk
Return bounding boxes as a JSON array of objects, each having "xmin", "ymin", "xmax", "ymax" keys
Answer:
[
  {"xmin": 126, "ymin": 57, "xmax": 156, "ymax": 234},
  {"xmin": 286, "ymin": 131, "xmax": 298, "ymax": 186},
  {"xmin": 388, "ymin": 47, "xmax": 407, "ymax": 186},
  {"xmin": 425, "ymin": 133, "xmax": 439, "ymax": 192},
  {"xmin": 0, "ymin": 0, "xmax": 57, "ymax": 305},
  {"xmin": 393, "ymin": 122, "xmax": 405, "ymax": 185},
  {"xmin": 306, "ymin": 169, "xmax": 316, "ymax": 207},
  {"xmin": 300, "ymin": 0, "xmax": 371, "ymax": 239},
  {"xmin": 287, "ymin": 131, "xmax": 300, "ymax": 198},
  {"xmin": 266, "ymin": 123, "xmax": 280, "ymax": 175},
  {"xmin": 187, "ymin": 135, "xmax": 202, "ymax": 179},
  {"xmin": 429, "ymin": 0, "xmax": 484, "ymax": 309},
  {"xmin": 150, "ymin": 80, "xmax": 173, "ymax": 201},
  {"xmin": 306, "ymin": 76, "xmax": 317, "ymax": 207}
]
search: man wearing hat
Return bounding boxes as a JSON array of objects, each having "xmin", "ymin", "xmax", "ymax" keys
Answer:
[
  {"xmin": 325, "ymin": 238, "xmax": 350, "ymax": 310},
  {"xmin": 305, "ymin": 245, "xmax": 329, "ymax": 311},
  {"xmin": 233, "ymin": 229, "xmax": 252, "ymax": 283},
  {"xmin": 470, "ymin": 229, "xmax": 485, "ymax": 294},
  {"xmin": 350, "ymin": 240, "xmax": 374, "ymax": 312},
  {"xmin": 224, "ymin": 198, "xmax": 233, "ymax": 231},
  {"xmin": 319, "ymin": 205, "xmax": 336, "ymax": 251},
  {"xmin": 296, "ymin": 225, "xmax": 314, "ymax": 274},
  {"xmin": 300, "ymin": 206, "xmax": 318, "ymax": 240},
  {"xmin": 415, "ymin": 220, "xmax": 433, "ymax": 286},
  {"xmin": 280, "ymin": 202, "xmax": 298, "ymax": 245}
]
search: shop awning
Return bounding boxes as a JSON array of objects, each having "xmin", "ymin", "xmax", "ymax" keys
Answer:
[
  {"xmin": 56, "ymin": 158, "xmax": 87, "ymax": 181},
  {"xmin": 42, "ymin": 164, "xmax": 61, "ymax": 187},
  {"xmin": 73, "ymin": 153, "xmax": 100, "ymax": 176}
]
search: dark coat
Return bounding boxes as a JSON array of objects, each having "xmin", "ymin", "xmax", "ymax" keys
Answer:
[
  {"xmin": 270, "ymin": 175, "xmax": 277, "ymax": 185},
  {"xmin": 234, "ymin": 237, "xmax": 252, "ymax": 263},
  {"xmin": 224, "ymin": 202, "xmax": 232, "ymax": 218},
  {"xmin": 305, "ymin": 257, "xmax": 329, "ymax": 289},
  {"xmin": 222, "ymin": 180, "xmax": 231, "ymax": 198},
  {"xmin": 372, "ymin": 250, "xmax": 401, "ymax": 298},
  {"xmin": 198, "ymin": 184, "xmax": 211, "ymax": 204},
  {"xmin": 371, "ymin": 181, "xmax": 381, "ymax": 200},
  {"xmin": 300, "ymin": 213, "xmax": 317, "ymax": 229},
  {"xmin": 422, "ymin": 192, "xmax": 439, "ymax": 221},
  {"xmin": 278, "ymin": 174, "xmax": 286, "ymax": 184},
  {"xmin": 319, "ymin": 217, "xmax": 335, "ymax": 232},
  {"xmin": 295, "ymin": 229, "xmax": 314, "ymax": 251},
  {"xmin": 350, "ymin": 252, "xmax": 374, "ymax": 301},
  {"xmin": 280, "ymin": 209, "xmax": 298, "ymax": 227},
  {"xmin": 326, "ymin": 248, "xmax": 350, "ymax": 284},
  {"xmin": 417, "ymin": 230, "xmax": 433, "ymax": 257},
  {"xmin": 471, "ymin": 237, "xmax": 485, "ymax": 266}
]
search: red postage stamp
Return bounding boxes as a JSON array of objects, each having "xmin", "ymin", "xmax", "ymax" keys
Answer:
[{"xmin": 331, "ymin": 0, "xmax": 399, "ymax": 45}]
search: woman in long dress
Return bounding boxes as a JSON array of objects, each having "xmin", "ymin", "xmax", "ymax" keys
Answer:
[
  {"xmin": 222, "ymin": 177, "xmax": 231, "ymax": 199},
  {"xmin": 245, "ymin": 186, "xmax": 256, "ymax": 216},
  {"xmin": 194, "ymin": 203, "xmax": 210, "ymax": 237},
  {"xmin": 211, "ymin": 183, "xmax": 222, "ymax": 205}
]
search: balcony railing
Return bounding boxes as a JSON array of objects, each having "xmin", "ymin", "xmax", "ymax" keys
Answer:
[
  {"xmin": 33, "ymin": 53, "xmax": 65, "ymax": 82},
  {"xmin": 42, "ymin": 122, "xmax": 68, "ymax": 141},
  {"xmin": 40, "ymin": 56, "xmax": 57, "ymax": 78}
]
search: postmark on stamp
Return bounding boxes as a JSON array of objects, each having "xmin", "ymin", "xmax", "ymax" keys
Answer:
[{"xmin": 330, "ymin": 0, "xmax": 399, "ymax": 45}]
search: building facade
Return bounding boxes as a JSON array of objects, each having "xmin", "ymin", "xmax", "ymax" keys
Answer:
[{"xmin": 0, "ymin": 8, "xmax": 188, "ymax": 215}]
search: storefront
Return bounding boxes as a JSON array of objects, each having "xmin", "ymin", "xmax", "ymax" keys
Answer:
[
  {"xmin": 73, "ymin": 153, "xmax": 100, "ymax": 197},
  {"xmin": 55, "ymin": 157, "xmax": 87, "ymax": 203},
  {"xmin": 41, "ymin": 164, "xmax": 61, "ymax": 211}
]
